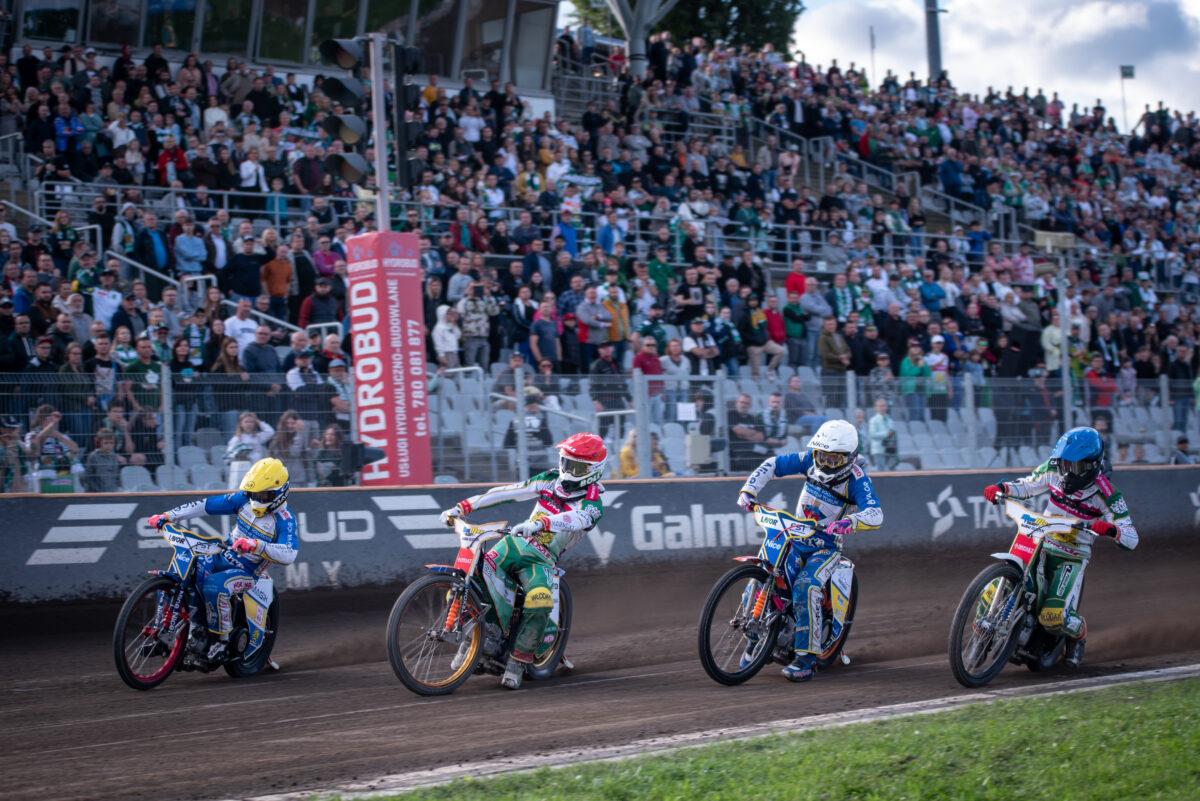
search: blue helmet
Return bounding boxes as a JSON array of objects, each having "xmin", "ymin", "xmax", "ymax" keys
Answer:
[{"xmin": 1050, "ymin": 427, "xmax": 1104, "ymax": 493}]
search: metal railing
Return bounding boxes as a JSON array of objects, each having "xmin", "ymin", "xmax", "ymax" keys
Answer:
[{"xmin": 637, "ymin": 105, "xmax": 738, "ymax": 153}]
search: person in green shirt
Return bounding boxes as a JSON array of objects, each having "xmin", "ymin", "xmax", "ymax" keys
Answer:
[
  {"xmin": 647, "ymin": 244, "xmax": 675, "ymax": 296},
  {"xmin": 634, "ymin": 303, "xmax": 668, "ymax": 355},
  {"xmin": 898, "ymin": 342, "xmax": 931, "ymax": 422},
  {"xmin": 782, "ymin": 291, "xmax": 808, "ymax": 367},
  {"xmin": 122, "ymin": 335, "xmax": 162, "ymax": 413}
]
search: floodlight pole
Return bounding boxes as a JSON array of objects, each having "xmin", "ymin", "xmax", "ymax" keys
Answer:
[{"xmin": 368, "ymin": 32, "xmax": 392, "ymax": 233}]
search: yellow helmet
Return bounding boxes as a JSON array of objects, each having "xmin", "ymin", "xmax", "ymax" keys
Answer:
[{"xmin": 240, "ymin": 457, "xmax": 290, "ymax": 517}]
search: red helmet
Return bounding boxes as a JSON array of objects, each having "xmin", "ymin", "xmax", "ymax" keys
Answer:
[{"xmin": 556, "ymin": 432, "xmax": 607, "ymax": 489}]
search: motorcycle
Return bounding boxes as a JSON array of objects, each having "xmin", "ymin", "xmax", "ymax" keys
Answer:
[
  {"xmin": 112, "ymin": 522, "xmax": 280, "ymax": 690},
  {"xmin": 386, "ymin": 515, "xmax": 572, "ymax": 696},
  {"xmin": 697, "ymin": 502, "xmax": 859, "ymax": 685},
  {"xmin": 948, "ymin": 494, "xmax": 1096, "ymax": 688}
]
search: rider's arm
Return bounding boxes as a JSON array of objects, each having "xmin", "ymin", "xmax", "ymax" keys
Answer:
[
  {"xmin": 456, "ymin": 471, "xmax": 551, "ymax": 515},
  {"xmin": 845, "ymin": 464, "xmax": 884, "ymax": 530},
  {"xmin": 740, "ymin": 451, "xmax": 812, "ymax": 497},
  {"xmin": 1094, "ymin": 475, "xmax": 1139, "ymax": 551},
  {"xmin": 257, "ymin": 508, "xmax": 299, "ymax": 564},
  {"xmin": 536, "ymin": 483, "xmax": 604, "ymax": 553},
  {"xmin": 162, "ymin": 491, "xmax": 248, "ymax": 522},
  {"xmin": 1002, "ymin": 461, "xmax": 1054, "ymax": 500}
]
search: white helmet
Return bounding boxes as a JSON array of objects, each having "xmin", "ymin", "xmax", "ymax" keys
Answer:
[{"xmin": 806, "ymin": 419, "xmax": 859, "ymax": 484}]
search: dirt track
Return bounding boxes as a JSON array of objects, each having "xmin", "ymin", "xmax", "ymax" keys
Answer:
[{"xmin": 2, "ymin": 539, "xmax": 1199, "ymax": 801}]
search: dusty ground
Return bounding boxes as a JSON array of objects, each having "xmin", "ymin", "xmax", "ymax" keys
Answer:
[{"xmin": 2, "ymin": 539, "xmax": 1198, "ymax": 801}]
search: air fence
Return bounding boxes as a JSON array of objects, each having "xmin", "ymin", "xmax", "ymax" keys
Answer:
[{"xmin": 2, "ymin": 465, "xmax": 1195, "ymax": 602}]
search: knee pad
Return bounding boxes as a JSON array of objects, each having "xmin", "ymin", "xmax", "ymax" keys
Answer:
[{"xmin": 524, "ymin": 587, "xmax": 553, "ymax": 610}]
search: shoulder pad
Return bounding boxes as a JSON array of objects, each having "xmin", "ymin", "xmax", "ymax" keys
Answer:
[
  {"xmin": 850, "ymin": 463, "xmax": 865, "ymax": 479},
  {"xmin": 1095, "ymin": 474, "xmax": 1114, "ymax": 496}
]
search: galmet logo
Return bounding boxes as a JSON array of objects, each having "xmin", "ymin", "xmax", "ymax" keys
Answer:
[{"xmin": 926, "ymin": 485, "xmax": 1009, "ymax": 539}]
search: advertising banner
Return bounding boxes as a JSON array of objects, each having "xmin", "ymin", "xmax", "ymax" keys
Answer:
[
  {"xmin": 345, "ymin": 231, "xmax": 432, "ymax": 486},
  {"xmin": 2, "ymin": 467, "xmax": 1196, "ymax": 603}
]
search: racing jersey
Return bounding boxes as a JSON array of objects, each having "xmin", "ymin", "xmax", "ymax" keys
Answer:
[
  {"xmin": 740, "ymin": 451, "xmax": 883, "ymax": 531},
  {"xmin": 1005, "ymin": 461, "xmax": 1139, "ymax": 551},
  {"xmin": 458, "ymin": 469, "xmax": 604, "ymax": 560},
  {"xmin": 163, "ymin": 491, "xmax": 300, "ymax": 573}
]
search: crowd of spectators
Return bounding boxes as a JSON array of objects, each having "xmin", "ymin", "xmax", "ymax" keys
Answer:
[{"xmin": 1, "ymin": 28, "xmax": 1199, "ymax": 491}]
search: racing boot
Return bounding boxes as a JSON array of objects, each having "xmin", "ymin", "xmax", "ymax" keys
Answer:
[
  {"xmin": 450, "ymin": 637, "xmax": 474, "ymax": 672},
  {"xmin": 781, "ymin": 654, "xmax": 816, "ymax": 682},
  {"xmin": 500, "ymin": 656, "xmax": 525, "ymax": 690},
  {"xmin": 1064, "ymin": 623, "xmax": 1086, "ymax": 669},
  {"xmin": 738, "ymin": 641, "xmax": 759, "ymax": 670}
]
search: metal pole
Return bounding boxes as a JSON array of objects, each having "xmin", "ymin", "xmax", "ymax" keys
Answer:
[
  {"xmin": 1057, "ymin": 252, "xmax": 1071, "ymax": 431},
  {"xmin": 514, "ymin": 367, "xmax": 529, "ymax": 480},
  {"xmin": 161, "ymin": 364, "xmax": 176, "ymax": 474},
  {"xmin": 368, "ymin": 33, "xmax": 392, "ymax": 232},
  {"xmin": 963, "ymin": 374, "xmax": 977, "ymax": 450},
  {"xmin": 924, "ymin": 0, "xmax": 943, "ymax": 83},
  {"xmin": 633, "ymin": 369, "xmax": 652, "ymax": 478},
  {"xmin": 1120, "ymin": 75, "xmax": 1128, "ymax": 133}
]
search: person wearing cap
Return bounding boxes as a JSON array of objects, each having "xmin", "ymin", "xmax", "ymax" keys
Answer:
[
  {"xmin": 1169, "ymin": 435, "xmax": 1195, "ymax": 465},
  {"xmin": 325, "ymin": 358, "xmax": 352, "ymax": 424},
  {"xmin": 503, "ymin": 386, "xmax": 552, "ymax": 452},
  {"xmin": 284, "ymin": 348, "xmax": 321, "ymax": 391},
  {"xmin": 298, "ymin": 276, "xmax": 341, "ymax": 328}
]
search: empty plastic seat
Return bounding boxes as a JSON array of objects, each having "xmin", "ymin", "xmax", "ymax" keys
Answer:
[
  {"xmin": 177, "ymin": 445, "xmax": 208, "ymax": 468},
  {"xmin": 189, "ymin": 463, "xmax": 224, "ymax": 488},
  {"xmin": 193, "ymin": 427, "xmax": 224, "ymax": 450},
  {"xmin": 155, "ymin": 464, "xmax": 189, "ymax": 492},
  {"xmin": 120, "ymin": 465, "xmax": 156, "ymax": 492},
  {"xmin": 434, "ymin": 474, "xmax": 460, "ymax": 484}
]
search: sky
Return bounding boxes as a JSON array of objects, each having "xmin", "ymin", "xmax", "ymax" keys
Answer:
[{"xmin": 559, "ymin": 0, "xmax": 1200, "ymax": 132}]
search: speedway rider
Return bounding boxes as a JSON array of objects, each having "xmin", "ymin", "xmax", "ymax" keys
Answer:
[
  {"xmin": 737, "ymin": 419, "xmax": 883, "ymax": 682},
  {"xmin": 148, "ymin": 457, "xmax": 298, "ymax": 663},
  {"xmin": 983, "ymin": 426, "xmax": 1138, "ymax": 667},
  {"xmin": 440, "ymin": 432, "xmax": 606, "ymax": 689}
]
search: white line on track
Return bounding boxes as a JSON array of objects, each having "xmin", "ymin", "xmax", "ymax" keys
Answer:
[{"xmin": 236, "ymin": 662, "xmax": 1200, "ymax": 801}]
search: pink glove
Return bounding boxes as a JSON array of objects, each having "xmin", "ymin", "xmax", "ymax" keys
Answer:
[
  {"xmin": 232, "ymin": 537, "xmax": 259, "ymax": 555},
  {"xmin": 148, "ymin": 513, "xmax": 169, "ymax": 529},
  {"xmin": 826, "ymin": 519, "xmax": 854, "ymax": 537},
  {"xmin": 736, "ymin": 491, "xmax": 757, "ymax": 512}
]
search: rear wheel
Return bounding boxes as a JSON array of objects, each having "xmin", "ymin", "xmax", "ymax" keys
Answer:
[
  {"xmin": 526, "ymin": 579, "xmax": 573, "ymax": 681},
  {"xmin": 698, "ymin": 564, "xmax": 782, "ymax": 685},
  {"xmin": 225, "ymin": 600, "xmax": 280, "ymax": 678},
  {"xmin": 387, "ymin": 574, "xmax": 483, "ymax": 696},
  {"xmin": 113, "ymin": 576, "xmax": 187, "ymax": 691},
  {"xmin": 813, "ymin": 573, "xmax": 859, "ymax": 670},
  {"xmin": 949, "ymin": 562, "xmax": 1026, "ymax": 688}
]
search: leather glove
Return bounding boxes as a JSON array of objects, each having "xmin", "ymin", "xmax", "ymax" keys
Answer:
[
  {"xmin": 440, "ymin": 500, "xmax": 471, "ymax": 527},
  {"xmin": 511, "ymin": 519, "xmax": 546, "ymax": 541},
  {"xmin": 1090, "ymin": 521, "xmax": 1117, "ymax": 539},
  {"xmin": 826, "ymin": 519, "xmax": 854, "ymax": 537},
  {"xmin": 983, "ymin": 483, "xmax": 1008, "ymax": 505},
  {"xmin": 148, "ymin": 513, "xmax": 170, "ymax": 529},
  {"xmin": 232, "ymin": 537, "xmax": 260, "ymax": 555},
  {"xmin": 736, "ymin": 491, "xmax": 757, "ymax": 512}
]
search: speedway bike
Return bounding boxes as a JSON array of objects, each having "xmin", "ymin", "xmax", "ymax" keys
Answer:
[
  {"xmin": 948, "ymin": 494, "xmax": 1099, "ymax": 688},
  {"xmin": 112, "ymin": 522, "xmax": 280, "ymax": 690},
  {"xmin": 386, "ymin": 515, "xmax": 572, "ymax": 696},
  {"xmin": 697, "ymin": 502, "xmax": 859, "ymax": 685}
]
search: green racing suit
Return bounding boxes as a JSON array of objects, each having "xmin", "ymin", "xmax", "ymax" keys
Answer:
[{"xmin": 455, "ymin": 470, "xmax": 604, "ymax": 662}]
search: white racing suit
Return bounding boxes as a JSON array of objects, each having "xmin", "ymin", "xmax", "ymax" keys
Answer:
[
  {"xmin": 740, "ymin": 451, "xmax": 883, "ymax": 655},
  {"xmin": 1003, "ymin": 462, "xmax": 1138, "ymax": 639}
]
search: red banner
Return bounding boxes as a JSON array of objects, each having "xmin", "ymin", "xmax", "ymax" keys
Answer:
[{"xmin": 345, "ymin": 232, "xmax": 432, "ymax": 485}]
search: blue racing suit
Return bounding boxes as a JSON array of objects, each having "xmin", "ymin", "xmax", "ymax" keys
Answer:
[
  {"xmin": 740, "ymin": 451, "xmax": 883, "ymax": 654},
  {"xmin": 161, "ymin": 492, "xmax": 299, "ymax": 638}
]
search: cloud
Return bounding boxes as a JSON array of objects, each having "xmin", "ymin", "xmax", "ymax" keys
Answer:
[{"xmin": 797, "ymin": 0, "xmax": 1200, "ymax": 128}]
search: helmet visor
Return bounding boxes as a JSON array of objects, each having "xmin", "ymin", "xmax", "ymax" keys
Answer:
[
  {"xmin": 247, "ymin": 489, "xmax": 280, "ymax": 504},
  {"xmin": 813, "ymin": 449, "xmax": 849, "ymax": 472},
  {"xmin": 561, "ymin": 457, "xmax": 594, "ymax": 478},
  {"xmin": 1058, "ymin": 458, "xmax": 1096, "ymax": 476}
]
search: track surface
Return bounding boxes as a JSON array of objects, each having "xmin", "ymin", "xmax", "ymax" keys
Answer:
[{"xmin": 3, "ymin": 539, "xmax": 1199, "ymax": 801}]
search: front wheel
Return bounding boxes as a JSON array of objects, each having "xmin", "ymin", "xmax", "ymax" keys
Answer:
[
  {"xmin": 387, "ymin": 574, "xmax": 484, "ymax": 696},
  {"xmin": 113, "ymin": 575, "xmax": 187, "ymax": 690},
  {"xmin": 948, "ymin": 561, "xmax": 1026, "ymax": 688},
  {"xmin": 526, "ymin": 578, "xmax": 573, "ymax": 681},
  {"xmin": 698, "ymin": 563, "xmax": 782, "ymax": 685}
]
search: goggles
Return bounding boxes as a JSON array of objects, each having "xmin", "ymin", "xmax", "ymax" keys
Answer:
[
  {"xmin": 561, "ymin": 457, "xmax": 595, "ymax": 478},
  {"xmin": 813, "ymin": 450, "xmax": 849, "ymax": 471},
  {"xmin": 246, "ymin": 489, "xmax": 280, "ymax": 504},
  {"xmin": 1057, "ymin": 458, "xmax": 1096, "ymax": 476}
]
